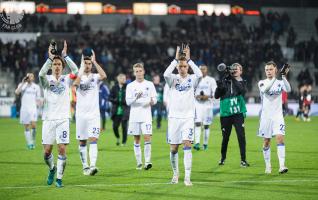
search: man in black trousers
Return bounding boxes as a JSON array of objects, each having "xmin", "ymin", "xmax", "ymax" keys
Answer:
[
  {"xmin": 214, "ymin": 63, "xmax": 249, "ymax": 167},
  {"xmin": 109, "ymin": 74, "xmax": 130, "ymax": 146}
]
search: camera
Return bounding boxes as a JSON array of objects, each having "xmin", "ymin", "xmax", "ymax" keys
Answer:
[{"xmin": 50, "ymin": 40, "xmax": 58, "ymax": 55}]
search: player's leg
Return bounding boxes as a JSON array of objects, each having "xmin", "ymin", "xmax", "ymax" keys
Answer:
[
  {"xmin": 233, "ymin": 114, "xmax": 249, "ymax": 167},
  {"xmin": 276, "ymin": 134, "xmax": 288, "ymax": 174},
  {"xmin": 128, "ymin": 122, "xmax": 143, "ymax": 169},
  {"xmin": 182, "ymin": 118, "xmax": 194, "ymax": 186},
  {"xmin": 24, "ymin": 124, "xmax": 33, "ymax": 149},
  {"xmin": 76, "ymin": 117, "xmax": 89, "ymax": 175},
  {"xmin": 143, "ymin": 134, "xmax": 152, "ymax": 170},
  {"xmin": 194, "ymin": 106, "xmax": 202, "ymax": 150},
  {"xmin": 42, "ymin": 120, "xmax": 56, "ymax": 185},
  {"xmin": 134, "ymin": 135, "xmax": 142, "ymax": 169},
  {"xmin": 194, "ymin": 122, "xmax": 202, "ymax": 150},
  {"xmin": 142, "ymin": 122, "xmax": 153, "ymax": 170},
  {"xmin": 121, "ymin": 118, "xmax": 128, "ymax": 145},
  {"xmin": 183, "ymin": 139, "xmax": 193, "ymax": 186},
  {"xmin": 219, "ymin": 116, "xmax": 233, "ymax": 165},
  {"xmin": 56, "ymin": 144, "xmax": 67, "ymax": 187},
  {"xmin": 112, "ymin": 115, "xmax": 121, "ymax": 146},
  {"xmin": 88, "ymin": 118, "xmax": 101, "ymax": 175},
  {"xmin": 263, "ymin": 138, "xmax": 271, "ymax": 174},
  {"xmin": 55, "ymin": 119, "xmax": 70, "ymax": 187},
  {"xmin": 168, "ymin": 118, "xmax": 180, "ymax": 184},
  {"xmin": 170, "ymin": 144, "xmax": 179, "ymax": 184},
  {"xmin": 31, "ymin": 121, "xmax": 37, "ymax": 148},
  {"xmin": 203, "ymin": 107, "xmax": 213, "ymax": 150}
]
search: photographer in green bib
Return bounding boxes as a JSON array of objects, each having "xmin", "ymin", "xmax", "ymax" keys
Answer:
[{"xmin": 215, "ymin": 63, "xmax": 249, "ymax": 167}]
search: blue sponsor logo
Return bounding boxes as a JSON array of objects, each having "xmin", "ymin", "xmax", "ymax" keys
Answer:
[
  {"xmin": 49, "ymin": 83, "xmax": 66, "ymax": 94},
  {"xmin": 175, "ymin": 82, "xmax": 191, "ymax": 92}
]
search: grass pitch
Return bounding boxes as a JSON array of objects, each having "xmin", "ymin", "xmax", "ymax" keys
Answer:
[{"xmin": 0, "ymin": 117, "xmax": 317, "ymax": 200}]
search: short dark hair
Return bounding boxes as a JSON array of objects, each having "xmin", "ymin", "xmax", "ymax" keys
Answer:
[
  {"xmin": 84, "ymin": 56, "xmax": 91, "ymax": 61},
  {"xmin": 52, "ymin": 55, "xmax": 66, "ymax": 67},
  {"xmin": 178, "ymin": 56, "xmax": 187, "ymax": 61},
  {"xmin": 265, "ymin": 61, "xmax": 277, "ymax": 68}
]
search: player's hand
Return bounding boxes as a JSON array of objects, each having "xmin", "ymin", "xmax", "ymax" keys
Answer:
[
  {"xmin": 136, "ymin": 91, "xmax": 143, "ymax": 99},
  {"xmin": 61, "ymin": 40, "xmax": 67, "ymax": 57},
  {"xmin": 91, "ymin": 49, "xmax": 96, "ymax": 64},
  {"xmin": 185, "ymin": 45, "xmax": 190, "ymax": 61},
  {"xmin": 175, "ymin": 46, "xmax": 180, "ymax": 60},
  {"xmin": 48, "ymin": 45, "xmax": 55, "ymax": 60},
  {"xmin": 150, "ymin": 98, "xmax": 155, "ymax": 106}
]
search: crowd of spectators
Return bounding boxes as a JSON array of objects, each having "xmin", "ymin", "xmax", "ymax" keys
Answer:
[{"xmin": 0, "ymin": 12, "xmax": 317, "ymax": 97}]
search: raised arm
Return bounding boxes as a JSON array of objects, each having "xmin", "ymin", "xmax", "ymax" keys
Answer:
[
  {"xmin": 282, "ymin": 75, "xmax": 291, "ymax": 93},
  {"xmin": 15, "ymin": 75, "xmax": 29, "ymax": 95},
  {"xmin": 259, "ymin": 78, "xmax": 276, "ymax": 93},
  {"xmin": 39, "ymin": 59, "xmax": 52, "ymax": 89},
  {"xmin": 91, "ymin": 50, "xmax": 107, "ymax": 80},
  {"xmin": 164, "ymin": 46, "xmax": 179, "ymax": 87},
  {"xmin": 62, "ymin": 40, "xmax": 78, "ymax": 75}
]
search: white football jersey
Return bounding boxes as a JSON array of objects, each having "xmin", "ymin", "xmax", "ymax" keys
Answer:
[
  {"xmin": 164, "ymin": 60, "xmax": 202, "ymax": 118},
  {"xmin": 195, "ymin": 75, "xmax": 217, "ymax": 107},
  {"xmin": 258, "ymin": 79, "xmax": 289, "ymax": 120},
  {"xmin": 126, "ymin": 79, "xmax": 157, "ymax": 123},
  {"xmin": 19, "ymin": 82, "xmax": 41, "ymax": 112},
  {"xmin": 42, "ymin": 74, "xmax": 73, "ymax": 120},
  {"xmin": 76, "ymin": 73, "xmax": 100, "ymax": 119}
]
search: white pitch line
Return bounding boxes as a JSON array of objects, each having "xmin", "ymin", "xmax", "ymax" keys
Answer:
[{"xmin": 1, "ymin": 179, "xmax": 318, "ymax": 190}]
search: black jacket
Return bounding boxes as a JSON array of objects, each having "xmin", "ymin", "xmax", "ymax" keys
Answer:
[
  {"xmin": 215, "ymin": 77, "xmax": 247, "ymax": 100},
  {"xmin": 109, "ymin": 83, "xmax": 130, "ymax": 120}
]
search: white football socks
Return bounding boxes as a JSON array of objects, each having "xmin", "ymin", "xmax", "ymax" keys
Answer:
[
  {"xmin": 134, "ymin": 143, "xmax": 142, "ymax": 165},
  {"xmin": 277, "ymin": 144, "xmax": 286, "ymax": 168},
  {"xmin": 203, "ymin": 128, "xmax": 210, "ymax": 145},
  {"xmin": 79, "ymin": 144, "xmax": 88, "ymax": 169},
  {"xmin": 194, "ymin": 126, "xmax": 201, "ymax": 144},
  {"xmin": 144, "ymin": 142, "xmax": 151, "ymax": 164},
  {"xmin": 57, "ymin": 155, "xmax": 66, "ymax": 179},
  {"xmin": 44, "ymin": 153, "xmax": 54, "ymax": 170},
  {"xmin": 263, "ymin": 146, "xmax": 271, "ymax": 167},
  {"xmin": 183, "ymin": 147, "xmax": 192, "ymax": 179},
  {"xmin": 24, "ymin": 129, "xmax": 32, "ymax": 146},
  {"xmin": 170, "ymin": 152, "xmax": 179, "ymax": 176},
  {"xmin": 89, "ymin": 142, "xmax": 98, "ymax": 167}
]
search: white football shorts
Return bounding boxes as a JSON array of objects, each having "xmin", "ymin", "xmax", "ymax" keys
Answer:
[
  {"xmin": 76, "ymin": 116, "xmax": 101, "ymax": 140},
  {"xmin": 194, "ymin": 104, "xmax": 213, "ymax": 125},
  {"xmin": 20, "ymin": 109, "xmax": 37, "ymax": 124},
  {"xmin": 128, "ymin": 121, "xmax": 152, "ymax": 136},
  {"xmin": 258, "ymin": 117, "xmax": 285, "ymax": 138},
  {"xmin": 42, "ymin": 119, "xmax": 70, "ymax": 144},
  {"xmin": 167, "ymin": 117, "xmax": 194, "ymax": 144}
]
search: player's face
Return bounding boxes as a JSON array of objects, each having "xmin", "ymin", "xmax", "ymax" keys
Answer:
[
  {"xmin": 52, "ymin": 59, "xmax": 63, "ymax": 77},
  {"xmin": 200, "ymin": 66, "xmax": 208, "ymax": 77},
  {"xmin": 134, "ymin": 67, "xmax": 145, "ymax": 80},
  {"xmin": 265, "ymin": 64, "xmax": 277, "ymax": 79},
  {"xmin": 84, "ymin": 60, "xmax": 92, "ymax": 73},
  {"xmin": 177, "ymin": 60, "xmax": 189, "ymax": 77}
]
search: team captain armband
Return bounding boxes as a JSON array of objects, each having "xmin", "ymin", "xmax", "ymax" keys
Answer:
[{"xmin": 69, "ymin": 74, "xmax": 77, "ymax": 80}]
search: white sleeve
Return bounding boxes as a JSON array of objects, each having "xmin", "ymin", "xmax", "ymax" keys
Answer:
[
  {"xmin": 164, "ymin": 59, "xmax": 178, "ymax": 87},
  {"xmin": 64, "ymin": 56, "xmax": 78, "ymax": 74},
  {"xmin": 188, "ymin": 60, "xmax": 203, "ymax": 88},
  {"xmin": 282, "ymin": 76, "xmax": 291, "ymax": 92},
  {"xmin": 36, "ymin": 85, "xmax": 41, "ymax": 100},
  {"xmin": 163, "ymin": 83, "xmax": 169, "ymax": 104},
  {"xmin": 125, "ymin": 84, "xmax": 136, "ymax": 106},
  {"xmin": 259, "ymin": 78, "xmax": 276, "ymax": 93},
  {"xmin": 211, "ymin": 78, "xmax": 217, "ymax": 98}
]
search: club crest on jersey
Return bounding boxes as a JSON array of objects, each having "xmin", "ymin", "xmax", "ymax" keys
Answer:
[{"xmin": 49, "ymin": 83, "xmax": 65, "ymax": 94}]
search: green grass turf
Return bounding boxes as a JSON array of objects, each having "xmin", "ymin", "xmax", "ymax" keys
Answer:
[{"xmin": 0, "ymin": 116, "xmax": 317, "ymax": 200}]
